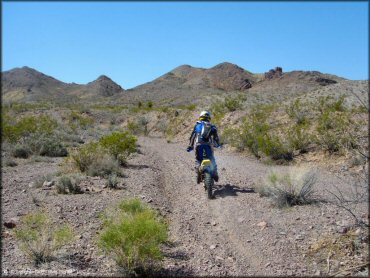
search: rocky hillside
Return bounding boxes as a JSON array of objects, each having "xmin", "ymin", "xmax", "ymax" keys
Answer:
[
  {"xmin": 1, "ymin": 64, "xmax": 367, "ymax": 107},
  {"xmin": 1, "ymin": 67, "xmax": 124, "ymax": 103}
]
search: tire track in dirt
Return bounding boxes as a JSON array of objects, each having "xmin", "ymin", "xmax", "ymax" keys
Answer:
[
  {"xmin": 139, "ymin": 137, "xmax": 268, "ymax": 275},
  {"xmin": 139, "ymin": 137, "xmax": 364, "ymax": 276}
]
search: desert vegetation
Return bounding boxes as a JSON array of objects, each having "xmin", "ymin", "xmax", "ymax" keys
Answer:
[
  {"xmin": 13, "ymin": 211, "xmax": 74, "ymax": 266},
  {"xmin": 98, "ymin": 198, "xmax": 168, "ymax": 275}
]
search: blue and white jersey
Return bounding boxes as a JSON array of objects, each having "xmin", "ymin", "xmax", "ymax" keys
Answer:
[{"xmin": 189, "ymin": 120, "xmax": 220, "ymax": 146}]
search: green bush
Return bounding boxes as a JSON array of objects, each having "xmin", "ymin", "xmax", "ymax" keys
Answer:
[
  {"xmin": 14, "ymin": 211, "xmax": 73, "ymax": 265},
  {"xmin": 68, "ymin": 111, "xmax": 94, "ymax": 130},
  {"xmin": 316, "ymin": 111, "xmax": 354, "ymax": 153},
  {"xmin": 56, "ymin": 174, "xmax": 83, "ymax": 194},
  {"xmin": 127, "ymin": 117, "xmax": 149, "ymax": 136},
  {"xmin": 287, "ymin": 124, "xmax": 312, "ymax": 153},
  {"xmin": 99, "ymin": 198, "xmax": 168, "ymax": 275},
  {"xmin": 99, "ymin": 131, "xmax": 137, "ymax": 163},
  {"xmin": 285, "ymin": 99, "xmax": 310, "ymax": 125},
  {"xmin": 71, "ymin": 142, "xmax": 103, "ymax": 172},
  {"xmin": 318, "ymin": 95, "xmax": 346, "ymax": 113},
  {"xmin": 147, "ymin": 101, "xmax": 153, "ymax": 109},
  {"xmin": 26, "ymin": 134, "xmax": 68, "ymax": 157},
  {"xmin": 3, "ymin": 115, "xmax": 57, "ymax": 143},
  {"xmin": 224, "ymin": 95, "xmax": 244, "ymax": 112},
  {"xmin": 256, "ymin": 169, "xmax": 318, "ymax": 208}
]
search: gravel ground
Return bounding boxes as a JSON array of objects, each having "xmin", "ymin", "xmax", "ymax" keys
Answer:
[{"xmin": 1, "ymin": 137, "xmax": 368, "ymax": 276}]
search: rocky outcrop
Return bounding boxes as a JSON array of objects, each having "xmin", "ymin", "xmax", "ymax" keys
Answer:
[
  {"xmin": 265, "ymin": 67, "xmax": 283, "ymax": 80},
  {"xmin": 315, "ymin": 77, "xmax": 337, "ymax": 86}
]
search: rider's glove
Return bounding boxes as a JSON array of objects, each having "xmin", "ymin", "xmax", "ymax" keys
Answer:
[
  {"xmin": 186, "ymin": 146, "xmax": 193, "ymax": 152},
  {"xmin": 216, "ymin": 144, "xmax": 223, "ymax": 149}
]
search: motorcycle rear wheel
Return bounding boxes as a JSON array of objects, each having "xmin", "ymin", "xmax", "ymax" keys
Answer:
[{"xmin": 204, "ymin": 172, "xmax": 214, "ymax": 199}]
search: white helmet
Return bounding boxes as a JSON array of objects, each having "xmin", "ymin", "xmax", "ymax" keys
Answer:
[{"xmin": 199, "ymin": 111, "xmax": 211, "ymax": 121}]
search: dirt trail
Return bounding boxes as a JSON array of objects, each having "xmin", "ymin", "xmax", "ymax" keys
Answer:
[
  {"xmin": 136, "ymin": 137, "xmax": 362, "ymax": 276},
  {"xmin": 2, "ymin": 137, "xmax": 366, "ymax": 276}
]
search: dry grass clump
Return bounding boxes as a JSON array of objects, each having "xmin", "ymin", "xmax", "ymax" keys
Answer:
[
  {"xmin": 255, "ymin": 168, "xmax": 319, "ymax": 208},
  {"xmin": 56, "ymin": 174, "xmax": 84, "ymax": 194},
  {"xmin": 14, "ymin": 210, "xmax": 74, "ymax": 266}
]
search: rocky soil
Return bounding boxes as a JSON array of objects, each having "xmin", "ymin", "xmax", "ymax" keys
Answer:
[{"xmin": 1, "ymin": 137, "xmax": 368, "ymax": 276}]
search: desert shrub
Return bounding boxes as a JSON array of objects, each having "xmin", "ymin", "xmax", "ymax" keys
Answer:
[
  {"xmin": 286, "ymin": 99, "xmax": 310, "ymax": 125},
  {"xmin": 99, "ymin": 198, "xmax": 168, "ymax": 275},
  {"xmin": 106, "ymin": 173, "xmax": 119, "ymax": 189},
  {"xmin": 256, "ymin": 169, "xmax": 318, "ymax": 208},
  {"xmin": 224, "ymin": 95, "xmax": 244, "ymax": 112},
  {"xmin": 12, "ymin": 144, "xmax": 31, "ymax": 158},
  {"xmin": 26, "ymin": 133, "xmax": 68, "ymax": 157},
  {"xmin": 287, "ymin": 123, "xmax": 312, "ymax": 153},
  {"xmin": 318, "ymin": 95, "xmax": 346, "ymax": 113},
  {"xmin": 87, "ymin": 154, "xmax": 123, "ymax": 178},
  {"xmin": 185, "ymin": 104, "xmax": 197, "ymax": 111},
  {"xmin": 70, "ymin": 142, "xmax": 104, "ymax": 172},
  {"xmin": 127, "ymin": 117, "xmax": 149, "ymax": 136},
  {"xmin": 68, "ymin": 111, "xmax": 94, "ymax": 130},
  {"xmin": 56, "ymin": 174, "xmax": 83, "ymax": 194},
  {"xmin": 221, "ymin": 127, "xmax": 243, "ymax": 149},
  {"xmin": 210, "ymin": 94, "xmax": 246, "ymax": 125},
  {"xmin": 259, "ymin": 134, "xmax": 293, "ymax": 161},
  {"xmin": 316, "ymin": 110, "xmax": 354, "ymax": 153},
  {"xmin": 3, "ymin": 115, "xmax": 57, "ymax": 143},
  {"xmin": 14, "ymin": 211, "xmax": 73, "ymax": 265},
  {"xmin": 147, "ymin": 101, "xmax": 153, "ymax": 109},
  {"xmin": 34, "ymin": 173, "xmax": 55, "ymax": 188},
  {"xmin": 99, "ymin": 131, "xmax": 137, "ymax": 163}
]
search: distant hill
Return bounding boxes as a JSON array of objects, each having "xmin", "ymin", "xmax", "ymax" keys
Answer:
[
  {"xmin": 1, "ymin": 67, "xmax": 124, "ymax": 103},
  {"xmin": 1, "ymin": 64, "xmax": 367, "ymax": 107}
]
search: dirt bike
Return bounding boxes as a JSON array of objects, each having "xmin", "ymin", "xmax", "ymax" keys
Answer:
[{"xmin": 198, "ymin": 159, "xmax": 216, "ymax": 199}]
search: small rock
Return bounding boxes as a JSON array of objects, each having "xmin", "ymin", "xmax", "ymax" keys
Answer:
[
  {"xmin": 354, "ymin": 228, "xmax": 361, "ymax": 235},
  {"xmin": 295, "ymin": 235, "xmax": 304, "ymax": 241},
  {"xmin": 2, "ymin": 231, "xmax": 11, "ymax": 238},
  {"xmin": 28, "ymin": 182, "xmax": 35, "ymax": 188},
  {"xmin": 43, "ymin": 181, "xmax": 54, "ymax": 187},
  {"xmin": 265, "ymin": 262, "xmax": 271, "ymax": 267},
  {"xmin": 237, "ymin": 217, "xmax": 244, "ymax": 223},
  {"xmin": 257, "ymin": 221, "xmax": 268, "ymax": 230},
  {"xmin": 210, "ymin": 244, "xmax": 217, "ymax": 250},
  {"xmin": 211, "ymin": 221, "xmax": 217, "ymax": 226},
  {"xmin": 216, "ymin": 256, "xmax": 224, "ymax": 261},
  {"xmin": 4, "ymin": 220, "xmax": 17, "ymax": 229},
  {"xmin": 295, "ymin": 217, "xmax": 301, "ymax": 220},
  {"xmin": 337, "ymin": 226, "xmax": 348, "ymax": 234},
  {"xmin": 246, "ymin": 240, "xmax": 251, "ymax": 243}
]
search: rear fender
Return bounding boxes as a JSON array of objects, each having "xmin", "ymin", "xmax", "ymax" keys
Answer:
[{"xmin": 200, "ymin": 159, "xmax": 214, "ymax": 173}]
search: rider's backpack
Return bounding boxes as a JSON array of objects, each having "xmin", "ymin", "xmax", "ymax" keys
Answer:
[{"xmin": 196, "ymin": 121, "xmax": 212, "ymax": 143}]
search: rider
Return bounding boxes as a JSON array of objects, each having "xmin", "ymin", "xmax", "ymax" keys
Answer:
[{"xmin": 187, "ymin": 111, "xmax": 221, "ymax": 183}]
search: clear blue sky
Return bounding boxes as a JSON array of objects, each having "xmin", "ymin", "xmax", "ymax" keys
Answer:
[{"xmin": 3, "ymin": 1, "xmax": 369, "ymax": 88}]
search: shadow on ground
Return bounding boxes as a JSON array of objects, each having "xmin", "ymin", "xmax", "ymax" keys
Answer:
[{"xmin": 213, "ymin": 184, "xmax": 255, "ymax": 198}]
